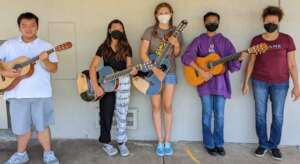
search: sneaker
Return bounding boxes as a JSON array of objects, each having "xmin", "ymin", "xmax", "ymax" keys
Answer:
[
  {"xmin": 155, "ymin": 143, "xmax": 164, "ymax": 157},
  {"xmin": 5, "ymin": 152, "xmax": 29, "ymax": 164},
  {"xmin": 118, "ymin": 143, "xmax": 130, "ymax": 157},
  {"xmin": 216, "ymin": 147, "xmax": 226, "ymax": 156},
  {"xmin": 205, "ymin": 147, "xmax": 218, "ymax": 156},
  {"xmin": 271, "ymin": 148, "xmax": 283, "ymax": 161},
  {"xmin": 102, "ymin": 144, "xmax": 118, "ymax": 156},
  {"xmin": 255, "ymin": 147, "xmax": 267, "ymax": 158},
  {"xmin": 43, "ymin": 151, "xmax": 59, "ymax": 164},
  {"xmin": 164, "ymin": 142, "xmax": 174, "ymax": 156}
]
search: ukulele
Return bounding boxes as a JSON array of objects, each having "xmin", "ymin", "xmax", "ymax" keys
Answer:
[
  {"xmin": 183, "ymin": 43, "xmax": 269, "ymax": 86},
  {"xmin": 0, "ymin": 42, "xmax": 72, "ymax": 92}
]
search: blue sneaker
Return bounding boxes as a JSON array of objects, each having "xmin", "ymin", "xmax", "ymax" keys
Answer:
[
  {"xmin": 155, "ymin": 143, "xmax": 164, "ymax": 157},
  {"xmin": 164, "ymin": 142, "xmax": 174, "ymax": 156}
]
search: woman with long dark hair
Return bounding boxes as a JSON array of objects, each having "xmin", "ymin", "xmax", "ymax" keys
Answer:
[
  {"xmin": 139, "ymin": 2, "xmax": 183, "ymax": 156},
  {"xmin": 89, "ymin": 19, "xmax": 137, "ymax": 157}
]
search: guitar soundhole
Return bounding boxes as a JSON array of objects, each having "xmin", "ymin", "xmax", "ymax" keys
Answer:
[
  {"xmin": 194, "ymin": 70, "xmax": 199, "ymax": 77},
  {"xmin": 1, "ymin": 75, "xmax": 5, "ymax": 81}
]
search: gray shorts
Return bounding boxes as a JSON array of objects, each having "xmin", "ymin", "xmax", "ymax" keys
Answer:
[{"xmin": 8, "ymin": 98, "xmax": 55, "ymax": 135}]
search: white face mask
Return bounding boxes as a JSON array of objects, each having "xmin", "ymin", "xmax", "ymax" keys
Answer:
[{"xmin": 157, "ymin": 14, "xmax": 171, "ymax": 24}]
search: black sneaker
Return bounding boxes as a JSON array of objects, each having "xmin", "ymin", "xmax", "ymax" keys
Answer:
[
  {"xmin": 205, "ymin": 147, "xmax": 218, "ymax": 156},
  {"xmin": 271, "ymin": 148, "xmax": 283, "ymax": 161},
  {"xmin": 216, "ymin": 147, "xmax": 226, "ymax": 156},
  {"xmin": 255, "ymin": 147, "xmax": 267, "ymax": 158}
]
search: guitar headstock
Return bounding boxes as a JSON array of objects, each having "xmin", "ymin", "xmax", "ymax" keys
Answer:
[
  {"xmin": 248, "ymin": 43, "xmax": 269, "ymax": 55},
  {"xmin": 173, "ymin": 20, "xmax": 188, "ymax": 37},
  {"xmin": 54, "ymin": 41, "xmax": 73, "ymax": 52}
]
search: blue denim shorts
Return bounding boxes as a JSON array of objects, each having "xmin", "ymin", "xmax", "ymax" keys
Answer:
[
  {"xmin": 163, "ymin": 73, "xmax": 177, "ymax": 85},
  {"xmin": 8, "ymin": 98, "xmax": 55, "ymax": 135}
]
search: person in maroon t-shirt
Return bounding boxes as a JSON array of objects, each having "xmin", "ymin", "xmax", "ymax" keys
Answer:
[{"xmin": 243, "ymin": 6, "xmax": 300, "ymax": 161}]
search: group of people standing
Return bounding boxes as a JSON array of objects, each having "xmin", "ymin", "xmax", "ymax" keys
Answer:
[{"xmin": 0, "ymin": 2, "xmax": 299, "ymax": 164}]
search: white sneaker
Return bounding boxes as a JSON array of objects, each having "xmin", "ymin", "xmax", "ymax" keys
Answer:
[
  {"xmin": 5, "ymin": 152, "xmax": 29, "ymax": 164},
  {"xmin": 43, "ymin": 151, "xmax": 59, "ymax": 164},
  {"xmin": 102, "ymin": 144, "xmax": 118, "ymax": 156},
  {"xmin": 118, "ymin": 143, "xmax": 130, "ymax": 157}
]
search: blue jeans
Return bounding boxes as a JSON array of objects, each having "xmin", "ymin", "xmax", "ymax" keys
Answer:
[
  {"xmin": 252, "ymin": 79, "xmax": 289, "ymax": 149},
  {"xmin": 200, "ymin": 95, "xmax": 225, "ymax": 148}
]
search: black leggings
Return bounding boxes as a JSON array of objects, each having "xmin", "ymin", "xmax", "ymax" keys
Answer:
[{"xmin": 98, "ymin": 92, "xmax": 116, "ymax": 143}]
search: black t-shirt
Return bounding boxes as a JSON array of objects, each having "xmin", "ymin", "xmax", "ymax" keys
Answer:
[{"xmin": 96, "ymin": 45, "xmax": 132, "ymax": 71}]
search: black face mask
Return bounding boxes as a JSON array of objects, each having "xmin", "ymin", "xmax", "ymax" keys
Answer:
[
  {"xmin": 264, "ymin": 23, "xmax": 278, "ymax": 33},
  {"xmin": 205, "ymin": 23, "xmax": 219, "ymax": 32},
  {"xmin": 110, "ymin": 30, "xmax": 123, "ymax": 40}
]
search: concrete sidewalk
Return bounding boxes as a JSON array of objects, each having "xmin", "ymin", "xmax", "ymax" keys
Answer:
[{"xmin": 1, "ymin": 140, "xmax": 300, "ymax": 164}]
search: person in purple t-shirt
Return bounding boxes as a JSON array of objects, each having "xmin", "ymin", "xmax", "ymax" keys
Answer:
[
  {"xmin": 181, "ymin": 12, "xmax": 247, "ymax": 156},
  {"xmin": 243, "ymin": 6, "xmax": 300, "ymax": 161}
]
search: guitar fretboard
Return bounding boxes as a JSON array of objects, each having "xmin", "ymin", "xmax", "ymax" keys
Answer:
[
  {"xmin": 208, "ymin": 52, "xmax": 242, "ymax": 68},
  {"xmin": 13, "ymin": 49, "xmax": 55, "ymax": 69},
  {"xmin": 155, "ymin": 30, "xmax": 181, "ymax": 67},
  {"xmin": 104, "ymin": 68, "xmax": 132, "ymax": 82}
]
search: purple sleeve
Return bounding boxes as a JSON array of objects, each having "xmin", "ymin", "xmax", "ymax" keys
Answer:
[
  {"xmin": 225, "ymin": 39, "xmax": 241, "ymax": 73},
  {"xmin": 181, "ymin": 37, "xmax": 200, "ymax": 65}
]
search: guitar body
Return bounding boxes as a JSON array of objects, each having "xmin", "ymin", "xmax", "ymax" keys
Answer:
[
  {"xmin": 0, "ymin": 56, "xmax": 34, "ymax": 92},
  {"xmin": 183, "ymin": 53, "xmax": 225, "ymax": 86},
  {"xmin": 76, "ymin": 66, "xmax": 119, "ymax": 102},
  {"xmin": 77, "ymin": 70, "xmax": 97, "ymax": 102},
  {"xmin": 0, "ymin": 41, "xmax": 72, "ymax": 92},
  {"xmin": 98, "ymin": 66, "xmax": 119, "ymax": 92},
  {"xmin": 132, "ymin": 52, "xmax": 168, "ymax": 96}
]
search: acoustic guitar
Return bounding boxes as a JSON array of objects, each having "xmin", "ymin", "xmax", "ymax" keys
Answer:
[
  {"xmin": 183, "ymin": 43, "xmax": 269, "ymax": 86},
  {"xmin": 0, "ymin": 42, "xmax": 72, "ymax": 92},
  {"xmin": 132, "ymin": 20, "xmax": 188, "ymax": 96},
  {"xmin": 77, "ymin": 62, "xmax": 153, "ymax": 102}
]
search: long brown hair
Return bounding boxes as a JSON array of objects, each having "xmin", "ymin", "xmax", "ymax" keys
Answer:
[
  {"xmin": 100, "ymin": 19, "xmax": 132, "ymax": 61},
  {"xmin": 152, "ymin": 2, "xmax": 174, "ymax": 37}
]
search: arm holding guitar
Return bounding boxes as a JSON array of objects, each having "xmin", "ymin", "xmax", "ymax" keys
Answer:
[
  {"xmin": 89, "ymin": 56, "xmax": 104, "ymax": 98},
  {"xmin": 287, "ymin": 51, "xmax": 300, "ymax": 101},
  {"xmin": 168, "ymin": 36, "xmax": 181, "ymax": 57},
  {"xmin": 39, "ymin": 52, "xmax": 58, "ymax": 73},
  {"xmin": 189, "ymin": 61, "xmax": 212, "ymax": 82},
  {"xmin": 242, "ymin": 53, "xmax": 256, "ymax": 95},
  {"xmin": 0, "ymin": 61, "xmax": 21, "ymax": 78},
  {"xmin": 139, "ymin": 40, "xmax": 165, "ymax": 81},
  {"xmin": 126, "ymin": 57, "xmax": 138, "ymax": 76}
]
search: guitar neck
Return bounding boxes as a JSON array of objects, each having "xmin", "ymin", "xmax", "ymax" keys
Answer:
[
  {"xmin": 155, "ymin": 30, "xmax": 180, "ymax": 66},
  {"xmin": 104, "ymin": 67, "xmax": 133, "ymax": 81},
  {"xmin": 209, "ymin": 51, "xmax": 245, "ymax": 68},
  {"xmin": 14, "ymin": 49, "xmax": 55, "ymax": 69}
]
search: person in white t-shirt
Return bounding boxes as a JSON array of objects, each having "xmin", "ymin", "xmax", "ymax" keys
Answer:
[{"xmin": 0, "ymin": 12, "xmax": 59, "ymax": 164}]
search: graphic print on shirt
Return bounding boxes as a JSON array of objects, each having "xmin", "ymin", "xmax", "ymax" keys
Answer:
[
  {"xmin": 208, "ymin": 43, "xmax": 216, "ymax": 53},
  {"xmin": 154, "ymin": 38, "xmax": 167, "ymax": 56}
]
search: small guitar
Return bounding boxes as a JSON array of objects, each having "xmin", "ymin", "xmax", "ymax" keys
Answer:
[
  {"xmin": 0, "ymin": 42, "xmax": 72, "ymax": 92},
  {"xmin": 77, "ymin": 62, "xmax": 153, "ymax": 102},
  {"xmin": 183, "ymin": 43, "xmax": 269, "ymax": 86},
  {"xmin": 133, "ymin": 20, "xmax": 188, "ymax": 96}
]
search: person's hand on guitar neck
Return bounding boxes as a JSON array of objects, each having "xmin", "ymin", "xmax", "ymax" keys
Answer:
[
  {"xmin": 129, "ymin": 66, "xmax": 138, "ymax": 76},
  {"xmin": 38, "ymin": 51, "xmax": 58, "ymax": 73},
  {"xmin": 238, "ymin": 52, "xmax": 249, "ymax": 61}
]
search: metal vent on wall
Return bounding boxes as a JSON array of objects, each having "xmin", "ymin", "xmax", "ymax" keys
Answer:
[{"xmin": 96, "ymin": 107, "xmax": 138, "ymax": 130}]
